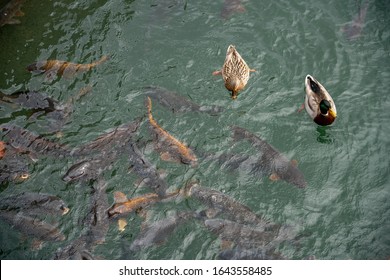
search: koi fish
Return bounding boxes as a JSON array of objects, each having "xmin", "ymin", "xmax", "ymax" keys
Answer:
[
  {"xmin": 129, "ymin": 211, "xmax": 195, "ymax": 251},
  {"xmin": 144, "ymin": 86, "xmax": 224, "ymax": 116},
  {"xmin": 204, "ymin": 218, "xmax": 276, "ymax": 248},
  {"xmin": 0, "ymin": 210, "xmax": 65, "ymax": 242},
  {"xmin": 128, "ymin": 141, "xmax": 169, "ymax": 197},
  {"xmin": 0, "ymin": 124, "xmax": 71, "ymax": 158},
  {"xmin": 218, "ymin": 247, "xmax": 286, "ymax": 260},
  {"xmin": 221, "ymin": 0, "xmax": 246, "ymax": 19},
  {"xmin": 146, "ymin": 96, "xmax": 198, "ymax": 166},
  {"xmin": 184, "ymin": 181, "xmax": 278, "ymax": 230},
  {"xmin": 0, "ymin": 143, "xmax": 30, "ymax": 185},
  {"xmin": 0, "ymin": 192, "xmax": 69, "ymax": 216},
  {"xmin": 0, "ymin": 0, "xmax": 25, "ymax": 27},
  {"xmin": 231, "ymin": 126, "xmax": 307, "ymax": 188},
  {"xmin": 71, "ymin": 118, "xmax": 142, "ymax": 157},
  {"xmin": 26, "ymin": 55, "xmax": 109, "ymax": 81},
  {"xmin": 108, "ymin": 189, "xmax": 179, "ymax": 218},
  {"xmin": 341, "ymin": 1, "xmax": 369, "ymax": 40}
]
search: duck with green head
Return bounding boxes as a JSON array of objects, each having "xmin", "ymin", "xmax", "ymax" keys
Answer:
[{"xmin": 304, "ymin": 75, "xmax": 337, "ymax": 126}]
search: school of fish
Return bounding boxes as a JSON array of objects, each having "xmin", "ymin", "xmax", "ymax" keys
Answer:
[{"xmin": 0, "ymin": 0, "xmax": 364, "ymax": 260}]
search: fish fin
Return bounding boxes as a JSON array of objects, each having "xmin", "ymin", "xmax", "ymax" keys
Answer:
[
  {"xmin": 15, "ymin": 10, "xmax": 25, "ymax": 17},
  {"xmin": 250, "ymin": 69, "xmax": 256, "ymax": 72},
  {"xmin": 5, "ymin": 18, "xmax": 21, "ymax": 25},
  {"xmin": 220, "ymin": 240, "xmax": 233, "ymax": 250},
  {"xmin": 212, "ymin": 70, "xmax": 222, "ymax": 76},
  {"xmin": 31, "ymin": 239, "xmax": 43, "ymax": 251},
  {"xmin": 118, "ymin": 219, "xmax": 127, "ymax": 232},
  {"xmin": 160, "ymin": 151, "xmax": 177, "ymax": 162},
  {"xmin": 297, "ymin": 103, "xmax": 305, "ymax": 113},
  {"xmin": 291, "ymin": 159, "xmax": 298, "ymax": 167},
  {"xmin": 44, "ymin": 70, "xmax": 57, "ymax": 83},
  {"xmin": 269, "ymin": 173, "xmax": 279, "ymax": 181},
  {"xmin": 114, "ymin": 191, "xmax": 128, "ymax": 203},
  {"xmin": 62, "ymin": 67, "xmax": 77, "ymax": 79}
]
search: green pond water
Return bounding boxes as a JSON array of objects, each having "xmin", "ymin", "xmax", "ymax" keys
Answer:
[{"xmin": 0, "ymin": 0, "xmax": 389, "ymax": 260}]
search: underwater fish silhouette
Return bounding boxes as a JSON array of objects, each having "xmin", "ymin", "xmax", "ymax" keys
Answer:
[{"xmin": 231, "ymin": 126, "xmax": 307, "ymax": 188}]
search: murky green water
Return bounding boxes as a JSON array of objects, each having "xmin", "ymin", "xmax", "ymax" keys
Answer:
[{"xmin": 0, "ymin": 0, "xmax": 389, "ymax": 260}]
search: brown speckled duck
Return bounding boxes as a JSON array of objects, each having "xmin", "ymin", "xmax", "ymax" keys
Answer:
[{"xmin": 213, "ymin": 45, "xmax": 255, "ymax": 100}]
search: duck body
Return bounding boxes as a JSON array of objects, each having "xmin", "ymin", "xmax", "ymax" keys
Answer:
[
  {"xmin": 304, "ymin": 75, "xmax": 337, "ymax": 126},
  {"xmin": 214, "ymin": 45, "xmax": 255, "ymax": 99}
]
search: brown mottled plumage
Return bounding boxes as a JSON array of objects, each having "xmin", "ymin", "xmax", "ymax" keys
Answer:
[{"xmin": 213, "ymin": 45, "xmax": 255, "ymax": 99}]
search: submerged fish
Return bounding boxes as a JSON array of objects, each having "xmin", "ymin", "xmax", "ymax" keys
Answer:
[
  {"xmin": 0, "ymin": 124, "xmax": 71, "ymax": 158},
  {"xmin": 146, "ymin": 96, "xmax": 198, "ymax": 166},
  {"xmin": 0, "ymin": 192, "xmax": 69, "ymax": 216},
  {"xmin": 62, "ymin": 150, "xmax": 117, "ymax": 183},
  {"xmin": 108, "ymin": 192, "xmax": 160, "ymax": 218},
  {"xmin": 231, "ymin": 126, "xmax": 307, "ymax": 188},
  {"xmin": 0, "ymin": 141, "xmax": 5, "ymax": 159},
  {"xmin": 204, "ymin": 218, "xmax": 276, "ymax": 248},
  {"xmin": 144, "ymin": 86, "xmax": 224, "ymax": 116},
  {"xmin": 82, "ymin": 179, "xmax": 109, "ymax": 245},
  {"xmin": 71, "ymin": 118, "xmax": 142, "ymax": 157},
  {"xmin": 0, "ymin": 210, "xmax": 65, "ymax": 242},
  {"xmin": 128, "ymin": 141, "xmax": 169, "ymax": 197},
  {"xmin": 0, "ymin": 0, "xmax": 25, "ymax": 27},
  {"xmin": 26, "ymin": 55, "xmax": 109, "ymax": 81},
  {"xmin": 0, "ymin": 143, "xmax": 30, "ymax": 185},
  {"xmin": 0, "ymin": 90, "xmax": 57, "ymax": 112},
  {"xmin": 218, "ymin": 247, "xmax": 286, "ymax": 260},
  {"xmin": 221, "ymin": 0, "xmax": 246, "ymax": 19},
  {"xmin": 184, "ymin": 181, "xmax": 276, "ymax": 230},
  {"xmin": 129, "ymin": 211, "xmax": 195, "ymax": 251},
  {"xmin": 341, "ymin": 1, "xmax": 369, "ymax": 40},
  {"xmin": 54, "ymin": 179, "xmax": 109, "ymax": 259}
]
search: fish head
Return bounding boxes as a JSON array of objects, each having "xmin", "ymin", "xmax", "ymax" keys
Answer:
[
  {"xmin": 62, "ymin": 160, "xmax": 91, "ymax": 182},
  {"xmin": 279, "ymin": 164, "xmax": 307, "ymax": 189}
]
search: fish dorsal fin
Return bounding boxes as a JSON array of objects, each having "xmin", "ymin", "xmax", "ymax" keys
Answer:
[
  {"xmin": 291, "ymin": 159, "xmax": 298, "ymax": 167},
  {"xmin": 114, "ymin": 191, "xmax": 128, "ymax": 203},
  {"xmin": 118, "ymin": 218, "xmax": 127, "ymax": 232}
]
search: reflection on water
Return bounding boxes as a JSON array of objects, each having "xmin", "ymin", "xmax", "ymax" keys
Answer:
[{"xmin": 0, "ymin": 0, "xmax": 389, "ymax": 260}]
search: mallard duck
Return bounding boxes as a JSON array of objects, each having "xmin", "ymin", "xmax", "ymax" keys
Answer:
[
  {"xmin": 213, "ymin": 45, "xmax": 255, "ymax": 99},
  {"xmin": 304, "ymin": 75, "xmax": 337, "ymax": 126}
]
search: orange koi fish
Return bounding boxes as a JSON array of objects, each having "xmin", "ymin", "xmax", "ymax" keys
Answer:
[
  {"xmin": 26, "ymin": 55, "xmax": 109, "ymax": 80},
  {"xmin": 146, "ymin": 96, "xmax": 198, "ymax": 167}
]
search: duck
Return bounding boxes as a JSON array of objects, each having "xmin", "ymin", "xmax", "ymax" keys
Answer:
[
  {"xmin": 213, "ymin": 45, "xmax": 255, "ymax": 100},
  {"xmin": 304, "ymin": 74, "xmax": 337, "ymax": 126}
]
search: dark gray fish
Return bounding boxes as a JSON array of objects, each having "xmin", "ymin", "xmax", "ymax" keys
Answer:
[
  {"xmin": 129, "ymin": 211, "xmax": 194, "ymax": 251},
  {"xmin": 221, "ymin": 0, "xmax": 246, "ymax": 19},
  {"xmin": 144, "ymin": 86, "xmax": 224, "ymax": 116},
  {"xmin": 128, "ymin": 141, "xmax": 169, "ymax": 197},
  {"xmin": 184, "ymin": 181, "xmax": 277, "ymax": 230},
  {"xmin": 0, "ymin": 0, "xmax": 25, "ymax": 27},
  {"xmin": 54, "ymin": 179, "xmax": 109, "ymax": 259},
  {"xmin": 0, "ymin": 90, "xmax": 57, "ymax": 111},
  {"xmin": 82, "ymin": 178, "xmax": 109, "ymax": 245},
  {"xmin": 231, "ymin": 126, "xmax": 307, "ymax": 188},
  {"xmin": 341, "ymin": 1, "xmax": 369, "ymax": 40},
  {"xmin": 53, "ymin": 236, "xmax": 94, "ymax": 260},
  {"xmin": 204, "ymin": 218, "xmax": 276, "ymax": 248},
  {"xmin": 218, "ymin": 247, "xmax": 286, "ymax": 260},
  {"xmin": 0, "ymin": 124, "xmax": 71, "ymax": 157},
  {"xmin": 71, "ymin": 118, "xmax": 142, "ymax": 157},
  {"xmin": 0, "ymin": 144, "xmax": 30, "ymax": 185},
  {"xmin": 62, "ymin": 150, "xmax": 117, "ymax": 183},
  {"xmin": 0, "ymin": 210, "xmax": 65, "ymax": 242},
  {"xmin": 0, "ymin": 192, "xmax": 69, "ymax": 216}
]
